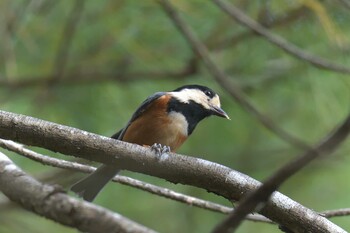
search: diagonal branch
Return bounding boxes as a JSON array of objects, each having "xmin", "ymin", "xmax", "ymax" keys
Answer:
[
  {"xmin": 211, "ymin": 5, "xmax": 309, "ymax": 51},
  {"xmin": 158, "ymin": 0, "xmax": 309, "ymax": 150},
  {"xmin": 212, "ymin": 113, "xmax": 350, "ymax": 233},
  {"xmin": 213, "ymin": 0, "xmax": 350, "ymax": 74},
  {"xmin": 0, "ymin": 110, "xmax": 346, "ymax": 232},
  {"xmin": 0, "ymin": 152, "xmax": 156, "ymax": 233},
  {"xmin": 338, "ymin": 0, "xmax": 350, "ymax": 10}
]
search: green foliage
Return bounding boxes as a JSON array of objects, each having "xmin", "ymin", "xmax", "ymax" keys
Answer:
[{"xmin": 1, "ymin": 0, "xmax": 350, "ymax": 232}]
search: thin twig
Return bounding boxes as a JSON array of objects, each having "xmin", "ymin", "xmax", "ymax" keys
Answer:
[
  {"xmin": 213, "ymin": 0, "xmax": 350, "ymax": 74},
  {"xmin": 158, "ymin": 0, "xmax": 309, "ymax": 151},
  {"xmin": 321, "ymin": 208, "xmax": 350, "ymax": 218},
  {"xmin": 0, "ymin": 139, "xmax": 271, "ymax": 223},
  {"xmin": 211, "ymin": 5, "xmax": 309, "ymax": 51},
  {"xmin": 212, "ymin": 113, "xmax": 350, "ymax": 233}
]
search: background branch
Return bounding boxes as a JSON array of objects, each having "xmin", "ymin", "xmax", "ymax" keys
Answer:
[
  {"xmin": 211, "ymin": 5, "xmax": 309, "ymax": 51},
  {"xmin": 213, "ymin": 0, "xmax": 350, "ymax": 74},
  {"xmin": 337, "ymin": 0, "xmax": 350, "ymax": 10},
  {"xmin": 49, "ymin": 0, "xmax": 85, "ymax": 85},
  {"xmin": 0, "ymin": 59, "xmax": 196, "ymax": 89}
]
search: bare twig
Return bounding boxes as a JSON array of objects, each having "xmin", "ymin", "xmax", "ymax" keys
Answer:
[
  {"xmin": 158, "ymin": 0, "xmax": 309, "ymax": 151},
  {"xmin": 321, "ymin": 208, "xmax": 350, "ymax": 218},
  {"xmin": 212, "ymin": 113, "xmax": 350, "ymax": 233},
  {"xmin": 1, "ymin": 2, "xmax": 33, "ymax": 79},
  {"xmin": 0, "ymin": 110, "xmax": 346, "ymax": 232},
  {"xmin": 212, "ymin": 5, "xmax": 309, "ymax": 51},
  {"xmin": 0, "ymin": 138, "xmax": 271, "ymax": 223},
  {"xmin": 213, "ymin": 0, "xmax": 350, "ymax": 74},
  {"xmin": 0, "ymin": 152, "xmax": 156, "ymax": 233}
]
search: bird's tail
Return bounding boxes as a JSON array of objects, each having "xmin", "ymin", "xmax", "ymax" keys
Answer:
[{"xmin": 70, "ymin": 164, "xmax": 120, "ymax": 202}]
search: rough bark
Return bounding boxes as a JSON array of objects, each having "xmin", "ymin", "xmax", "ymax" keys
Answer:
[{"xmin": 0, "ymin": 152, "xmax": 156, "ymax": 233}]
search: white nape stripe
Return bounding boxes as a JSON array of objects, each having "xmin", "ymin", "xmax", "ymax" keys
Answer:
[{"xmin": 170, "ymin": 89, "xmax": 221, "ymax": 110}]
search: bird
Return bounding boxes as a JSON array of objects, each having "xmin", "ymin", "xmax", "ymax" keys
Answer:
[{"xmin": 70, "ymin": 84, "xmax": 230, "ymax": 202}]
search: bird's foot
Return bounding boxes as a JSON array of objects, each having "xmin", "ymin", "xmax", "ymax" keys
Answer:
[{"xmin": 151, "ymin": 143, "xmax": 171, "ymax": 156}]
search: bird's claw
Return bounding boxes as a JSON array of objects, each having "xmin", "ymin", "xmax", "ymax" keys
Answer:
[{"xmin": 151, "ymin": 143, "xmax": 171, "ymax": 156}]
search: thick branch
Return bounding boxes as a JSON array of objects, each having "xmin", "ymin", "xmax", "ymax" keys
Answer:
[
  {"xmin": 0, "ymin": 152, "xmax": 156, "ymax": 233},
  {"xmin": 0, "ymin": 110, "xmax": 346, "ymax": 232},
  {"xmin": 7, "ymin": 140, "xmax": 350, "ymax": 223}
]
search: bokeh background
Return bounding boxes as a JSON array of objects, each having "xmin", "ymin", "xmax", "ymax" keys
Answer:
[{"xmin": 1, "ymin": 0, "xmax": 350, "ymax": 232}]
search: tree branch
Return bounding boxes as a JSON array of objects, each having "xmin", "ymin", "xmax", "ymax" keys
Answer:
[
  {"xmin": 0, "ymin": 139, "xmax": 271, "ymax": 223},
  {"xmin": 211, "ymin": 5, "xmax": 309, "ymax": 51},
  {"xmin": 212, "ymin": 0, "xmax": 350, "ymax": 74},
  {"xmin": 6, "ymin": 139, "xmax": 350, "ymax": 224},
  {"xmin": 0, "ymin": 110, "xmax": 346, "ymax": 232},
  {"xmin": 321, "ymin": 208, "xmax": 350, "ymax": 218},
  {"xmin": 0, "ymin": 151, "xmax": 156, "ymax": 233},
  {"xmin": 212, "ymin": 113, "xmax": 350, "ymax": 232}
]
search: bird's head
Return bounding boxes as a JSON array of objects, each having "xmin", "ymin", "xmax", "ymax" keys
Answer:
[{"xmin": 169, "ymin": 85, "xmax": 230, "ymax": 120}]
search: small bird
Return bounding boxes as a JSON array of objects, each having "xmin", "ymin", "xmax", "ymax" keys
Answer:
[{"xmin": 71, "ymin": 84, "xmax": 229, "ymax": 201}]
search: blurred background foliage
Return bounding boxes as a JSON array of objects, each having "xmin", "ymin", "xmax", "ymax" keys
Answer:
[{"xmin": 0, "ymin": 0, "xmax": 350, "ymax": 232}]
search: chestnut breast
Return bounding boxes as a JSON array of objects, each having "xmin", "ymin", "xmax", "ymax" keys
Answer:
[{"xmin": 121, "ymin": 95, "xmax": 188, "ymax": 151}]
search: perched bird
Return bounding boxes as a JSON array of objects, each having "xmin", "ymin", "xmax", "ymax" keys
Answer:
[{"xmin": 71, "ymin": 84, "xmax": 229, "ymax": 201}]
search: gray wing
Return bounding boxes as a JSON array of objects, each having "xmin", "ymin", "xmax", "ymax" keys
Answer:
[{"xmin": 111, "ymin": 92, "xmax": 166, "ymax": 140}]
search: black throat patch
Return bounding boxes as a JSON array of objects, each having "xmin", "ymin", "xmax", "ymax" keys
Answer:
[{"xmin": 167, "ymin": 97, "xmax": 211, "ymax": 135}]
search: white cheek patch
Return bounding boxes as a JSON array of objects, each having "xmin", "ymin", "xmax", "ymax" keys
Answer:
[{"xmin": 210, "ymin": 95, "xmax": 221, "ymax": 108}]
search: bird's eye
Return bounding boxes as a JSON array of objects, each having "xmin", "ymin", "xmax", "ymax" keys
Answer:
[{"xmin": 204, "ymin": 90, "xmax": 213, "ymax": 97}]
